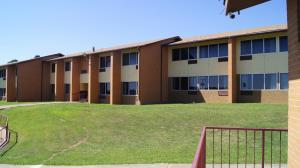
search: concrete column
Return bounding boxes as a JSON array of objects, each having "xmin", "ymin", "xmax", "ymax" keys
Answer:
[
  {"xmin": 6, "ymin": 65, "xmax": 16, "ymax": 102},
  {"xmin": 71, "ymin": 57, "xmax": 80, "ymax": 102},
  {"xmin": 88, "ymin": 54, "xmax": 99, "ymax": 104},
  {"xmin": 110, "ymin": 51, "xmax": 122, "ymax": 104},
  {"xmin": 228, "ymin": 38, "xmax": 237, "ymax": 103},
  {"xmin": 55, "ymin": 60, "xmax": 64, "ymax": 101}
]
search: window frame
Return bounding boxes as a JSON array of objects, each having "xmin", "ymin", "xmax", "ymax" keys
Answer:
[
  {"xmin": 279, "ymin": 36, "xmax": 288, "ymax": 52},
  {"xmin": 122, "ymin": 82, "xmax": 138, "ymax": 96},
  {"xmin": 265, "ymin": 73, "xmax": 278, "ymax": 90},
  {"xmin": 188, "ymin": 47, "xmax": 198, "ymax": 60},
  {"xmin": 279, "ymin": 73, "xmax": 288, "ymax": 90},
  {"xmin": 240, "ymin": 74, "xmax": 253, "ymax": 91},
  {"xmin": 65, "ymin": 61, "xmax": 71, "ymax": 72},
  {"xmin": 218, "ymin": 43, "xmax": 228, "ymax": 58},
  {"xmin": 123, "ymin": 52, "xmax": 138, "ymax": 66},
  {"xmin": 252, "ymin": 74, "xmax": 265, "ymax": 90},
  {"xmin": 199, "ymin": 45, "xmax": 209, "ymax": 59},
  {"xmin": 99, "ymin": 82, "xmax": 111, "ymax": 96},
  {"xmin": 51, "ymin": 63, "xmax": 56, "ymax": 73},
  {"xmin": 240, "ymin": 40, "xmax": 252, "ymax": 56},
  {"xmin": 64, "ymin": 84, "xmax": 70, "ymax": 94},
  {"xmin": 264, "ymin": 37, "xmax": 277, "ymax": 53}
]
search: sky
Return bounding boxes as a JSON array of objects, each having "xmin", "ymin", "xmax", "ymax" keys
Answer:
[{"xmin": 0, "ymin": 0, "xmax": 287, "ymax": 65}]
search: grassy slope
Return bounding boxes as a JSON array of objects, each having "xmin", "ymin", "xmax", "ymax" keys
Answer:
[{"xmin": 0, "ymin": 103, "xmax": 287, "ymax": 165}]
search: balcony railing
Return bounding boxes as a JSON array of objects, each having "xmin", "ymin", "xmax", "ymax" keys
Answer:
[
  {"xmin": 0, "ymin": 115, "xmax": 9, "ymax": 148},
  {"xmin": 192, "ymin": 127, "xmax": 288, "ymax": 168}
]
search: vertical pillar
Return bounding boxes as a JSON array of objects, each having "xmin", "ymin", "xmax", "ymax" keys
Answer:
[
  {"xmin": 110, "ymin": 50, "xmax": 122, "ymax": 104},
  {"xmin": 55, "ymin": 60, "xmax": 64, "ymax": 101},
  {"xmin": 6, "ymin": 65, "xmax": 16, "ymax": 102},
  {"xmin": 71, "ymin": 57, "xmax": 80, "ymax": 102},
  {"xmin": 88, "ymin": 54, "xmax": 99, "ymax": 104},
  {"xmin": 228, "ymin": 38, "xmax": 237, "ymax": 103},
  {"xmin": 161, "ymin": 46, "xmax": 169, "ymax": 103}
]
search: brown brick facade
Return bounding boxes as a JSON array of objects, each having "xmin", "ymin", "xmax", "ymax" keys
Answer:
[
  {"xmin": 88, "ymin": 54, "xmax": 99, "ymax": 104},
  {"xmin": 6, "ymin": 65, "xmax": 16, "ymax": 102},
  {"xmin": 55, "ymin": 60, "xmax": 64, "ymax": 101},
  {"xmin": 228, "ymin": 38, "xmax": 237, "ymax": 103},
  {"xmin": 71, "ymin": 57, "xmax": 81, "ymax": 102},
  {"xmin": 110, "ymin": 51, "xmax": 122, "ymax": 104}
]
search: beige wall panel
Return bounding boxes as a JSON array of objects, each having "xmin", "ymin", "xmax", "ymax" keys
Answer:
[
  {"xmin": 0, "ymin": 78, "xmax": 5, "ymax": 88},
  {"xmin": 208, "ymin": 58, "xmax": 228, "ymax": 75},
  {"xmin": 50, "ymin": 73, "xmax": 55, "ymax": 84},
  {"xmin": 265, "ymin": 53, "xmax": 288, "ymax": 73},
  {"xmin": 64, "ymin": 72, "xmax": 71, "ymax": 84},
  {"xmin": 80, "ymin": 74, "xmax": 88, "ymax": 83},
  {"xmin": 121, "ymin": 66, "xmax": 138, "ymax": 82},
  {"xmin": 99, "ymin": 68, "xmax": 111, "ymax": 83}
]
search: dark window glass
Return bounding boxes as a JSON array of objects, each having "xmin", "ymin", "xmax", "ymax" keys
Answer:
[
  {"xmin": 181, "ymin": 77, "xmax": 188, "ymax": 90},
  {"xmin": 99, "ymin": 83, "xmax": 106, "ymax": 95},
  {"xmin": 64, "ymin": 84, "xmax": 70, "ymax": 94},
  {"xmin": 0, "ymin": 88, "xmax": 5, "ymax": 97},
  {"xmin": 265, "ymin": 73, "xmax": 277, "ymax": 90},
  {"xmin": 199, "ymin": 46, "xmax": 209, "ymax": 59},
  {"xmin": 219, "ymin": 43, "xmax": 228, "ymax": 57},
  {"xmin": 65, "ymin": 62, "xmax": 71, "ymax": 72},
  {"xmin": 106, "ymin": 56, "xmax": 111, "ymax": 67},
  {"xmin": 209, "ymin": 44, "xmax": 219, "ymax": 58},
  {"xmin": 209, "ymin": 76, "xmax": 218, "ymax": 90},
  {"xmin": 241, "ymin": 74, "xmax": 252, "ymax": 90},
  {"xmin": 51, "ymin": 64, "xmax": 56, "ymax": 73},
  {"xmin": 241, "ymin": 40, "xmax": 252, "ymax": 55},
  {"xmin": 280, "ymin": 36, "xmax": 288, "ymax": 52},
  {"xmin": 51, "ymin": 84, "xmax": 55, "ymax": 94},
  {"xmin": 264, "ymin": 38, "xmax": 277, "ymax": 53},
  {"xmin": 253, "ymin": 74, "xmax": 264, "ymax": 90},
  {"xmin": 0, "ymin": 70, "xmax": 6, "ymax": 78},
  {"xmin": 129, "ymin": 82, "xmax": 138, "ymax": 95},
  {"xmin": 180, "ymin": 48, "xmax": 188, "ymax": 60},
  {"xmin": 219, "ymin": 75, "xmax": 228, "ymax": 90},
  {"xmin": 189, "ymin": 77, "xmax": 198, "ymax": 90},
  {"xmin": 106, "ymin": 83, "xmax": 111, "ymax": 95},
  {"xmin": 172, "ymin": 49, "xmax": 180, "ymax": 61},
  {"xmin": 172, "ymin": 77, "xmax": 180, "ymax": 90},
  {"xmin": 280, "ymin": 73, "xmax": 288, "ymax": 90},
  {"xmin": 130, "ymin": 52, "xmax": 138, "ymax": 65},
  {"xmin": 122, "ymin": 82, "xmax": 129, "ymax": 95},
  {"xmin": 252, "ymin": 39, "xmax": 264, "ymax": 54},
  {"xmin": 100, "ymin": 57, "xmax": 106, "ymax": 68},
  {"xmin": 189, "ymin": 47, "xmax": 197, "ymax": 60},
  {"xmin": 198, "ymin": 76, "xmax": 208, "ymax": 90},
  {"xmin": 122, "ymin": 53, "xmax": 130, "ymax": 66}
]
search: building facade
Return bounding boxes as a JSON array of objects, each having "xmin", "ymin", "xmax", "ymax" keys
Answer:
[{"xmin": 0, "ymin": 25, "xmax": 288, "ymax": 104}]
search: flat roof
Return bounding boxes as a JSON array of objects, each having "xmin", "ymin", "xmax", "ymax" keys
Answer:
[
  {"xmin": 171, "ymin": 24, "xmax": 287, "ymax": 46},
  {"xmin": 225, "ymin": 0, "xmax": 270, "ymax": 15}
]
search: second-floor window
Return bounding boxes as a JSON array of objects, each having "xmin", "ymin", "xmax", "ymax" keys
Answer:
[
  {"xmin": 279, "ymin": 36, "xmax": 288, "ymax": 52},
  {"xmin": 240, "ymin": 37, "xmax": 279, "ymax": 56},
  {"xmin": 0, "ymin": 70, "xmax": 6, "ymax": 78},
  {"xmin": 100, "ymin": 56, "xmax": 111, "ymax": 72},
  {"xmin": 65, "ymin": 62, "xmax": 71, "ymax": 72},
  {"xmin": 51, "ymin": 63, "xmax": 56, "ymax": 73},
  {"xmin": 123, "ymin": 52, "xmax": 138, "ymax": 66}
]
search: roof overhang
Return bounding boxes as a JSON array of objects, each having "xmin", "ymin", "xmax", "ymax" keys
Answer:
[{"xmin": 225, "ymin": 0, "xmax": 270, "ymax": 15}]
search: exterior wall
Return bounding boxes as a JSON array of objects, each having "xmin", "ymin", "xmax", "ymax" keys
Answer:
[
  {"xmin": 121, "ymin": 49, "xmax": 139, "ymax": 82},
  {"xmin": 88, "ymin": 54, "xmax": 99, "ymax": 103},
  {"xmin": 110, "ymin": 51, "xmax": 122, "ymax": 104},
  {"xmin": 228, "ymin": 38, "xmax": 237, "ymax": 103},
  {"xmin": 99, "ymin": 53, "xmax": 112, "ymax": 104},
  {"xmin": 122, "ymin": 95, "xmax": 138, "ymax": 104},
  {"xmin": 162, "ymin": 46, "xmax": 169, "ymax": 103},
  {"xmin": 6, "ymin": 65, "xmax": 16, "ymax": 102},
  {"xmin": 71, "ymin": 57, "xmax": 81, "ymax": 101},
  {"xmin": 80, "ymin": 56, "xmax": 89, "ymax": 84},
  {"xmin": 41, "ymin": 62, "xmax": 51, "ymax": 101},
  {"xmin": 287, "ymin": 0, "xmax": 300, "ymax": 167},
  {"xmin": 55, "ymin": 60, "xmax": 65, "ymax": 101}
]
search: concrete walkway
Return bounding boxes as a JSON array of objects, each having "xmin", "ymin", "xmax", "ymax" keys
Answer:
[{"xmin": 0, "ymin": 102, "xmax": 76, "ymax": 111}]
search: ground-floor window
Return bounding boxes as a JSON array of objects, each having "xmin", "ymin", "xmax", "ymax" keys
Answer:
[
  {"xmin": 122, "ymin": 82, "xmax": 138, "ymax": 96},
  {"xmin": 64, "ymin": 84, "xmax": 70, "ymax": 95},
  {"xmin": 280, "ymin": 73, "xmax": 288, "ymax": 90},
  {"xmin": 50, "ymin": 84, "xmax": 55, "ymax": 95},
  {"xmin": 0, "ymin": 88, "xmax": 6, "ymax": 98},
  {"xmin": 99, "ymin": 83, "xmax": 110, "ymax": 96}
]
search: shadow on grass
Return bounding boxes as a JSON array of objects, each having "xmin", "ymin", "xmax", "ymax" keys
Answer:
[{"xmin": 0, "ymin": 129, "xmax": 18, "ymax": 157}]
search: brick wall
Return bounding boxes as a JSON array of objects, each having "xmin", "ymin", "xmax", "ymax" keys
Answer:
[
  {"xmin": 55, "ymin": 60, "xmax": 64, "ymax": 101},
  {"xmin": 88, "ymin": 54, "xmax": 99, "ymax": 103},
  {"xmin": 6, "ymin": 65, "xmax": 16, "ymax": 102},
  {"xmin": 110, "ymin": 51, "xmax": 122, "ymax": 104}
]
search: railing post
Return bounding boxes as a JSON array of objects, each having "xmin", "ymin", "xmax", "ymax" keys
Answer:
[
  {"xmin": 262, "ymin": 130, "xmax": 265, "ymax": 168},
  {"xmin": 202, "ymin": 131, "xmax": 206, "ymax": 168}
]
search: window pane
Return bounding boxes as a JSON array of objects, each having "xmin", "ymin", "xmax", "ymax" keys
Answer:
[
  {"xmin": 219, "ymin": 43, "xmax": 228, "ymax": 57},
  {"xmin": 65, "ymin": 84, "xmax": 70, "ymax": 94},
  {"xmin": 181, "ymin": 77, "xmax": 188, "ymax": 90},
  {"xmin": 106, "ymin": 56, "xmax": 111, "ymax": 67},
  {"xmin": 172, "ymin": 77, "xmax": 180, "ymax": 90},
  {"xmin": 99, "ymin": 83, "xmax": 106, "ymax": 95},
  {"xmin": 106, "ymin": 83, "xmax": 111, "ymax": 94},
  {"xmin": 189, "ymin": 47, "xmax": 197, "ymax": 60},
  {"xmin": 122, "ymin": 53, "xmax": 130, "ymax": 66},
  {"xmin": 198, "ymin": 76, "xmax": 208, "ymax": 90},
  {"xmin": 209, "ymin": 44, "xmax": 219, "ymax": 58},
  {"xmin": 253, "ymin": 74, "xmax": 264, "ymax": 90},
  {"xmin": 180, "ymin": 48, "xmax": 188, "ymax": 60},
  {"xmin": 199, "ymin": 46, "xmax": 208, "ymax": 59},
  {"xmin": 241, "ymin": 40, "xmax": 252, "ymax": 55},
  {"xmin": 189, "ymin": 77, "xmax": 198, "ymax": 90},
  {"xmin": 264, "ymin": 38, "xmax": 277, "ymax": 53},
  {"xmin": 130, "ymin": 52, "xmax": 138, "ymax": 65},
  {"xmin": 209, "ymin": 76, "xmax": 218, "ymax": 90},
  {"xmin": 172, "ymin": 49, "xmax": 180, "ymax": 61},
  {"xmin": 100, "ymin": 57, "xmax": 106, "ymax": 68},
  {"xmin": 252, "ymin": 39, "xmax": 264, "ymax": 54},
  {"xmin": 122, "ymin": 82, "xmax": 129, "ymax": 95},
  {"xmin": 51, "ymin": 64, "xmax": 56, "ymax": 73},
  {"xmin": 280, "ymin": 73, "xmax": 288, "ymax": 90},
  {"xmin": 280, "ymin": 36, "xmax": 288, "ymax": 52},
  {"xmin": 65, "ymin": 62, "xmax": 71, "ymax": 71},
  {"xmin": 129, "ymin": 82, "xmax": 137, "ymax": 95},
  {"xmin": 219, "ymin": 75, "xmax": 228, "ymax": 90},
  {"xmin": 265, "ymin": 73, "xmax": 277, "ymax": 90},
  {"xmin": 241, "ymin": 74, "xmax": 252, "ymax": 90}
]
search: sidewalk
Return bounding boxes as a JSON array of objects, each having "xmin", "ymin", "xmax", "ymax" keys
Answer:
[{"xmin": 0, "ymin": 164, "xmax": 191, "ymax": 168}]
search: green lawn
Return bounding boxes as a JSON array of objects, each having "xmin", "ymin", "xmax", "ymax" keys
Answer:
[
  {"xmin": 0, "ymin": 103, "xmax": 287, "ymax": 165},
  {"xmin": 0, "ymin": 101, "xmax": 24, "ymax": 106}
]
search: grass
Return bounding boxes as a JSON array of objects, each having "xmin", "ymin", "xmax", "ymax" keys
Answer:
[
  {"xmin": 0, "ymin": 103, "xmax": 287, "ymax": 165},
  {"xmin": 0, "ymin": 101, "xmax": 24, "ymax": 106}
]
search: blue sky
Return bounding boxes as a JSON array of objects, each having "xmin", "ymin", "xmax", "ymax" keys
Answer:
[{"xmin": 0, "ymin": 0, "xmax": 287, "ymax": 65}]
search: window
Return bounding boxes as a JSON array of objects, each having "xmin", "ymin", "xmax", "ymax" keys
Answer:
[
  {"xmin": 241, "ymin": 74, "xmax": 252, "ymax": 90},
  {"xmin": 264, "ymin": 38, "xmax": 277, "ymax": 53},
  {"xmin": 172, "ymin": 77, "xmax": 180, "ymax": 90},
  {"xmin": 241, "ymin": 40, "xmax": 252, "ymax": 56},
  {"xmin": 51, "ymin": 64, "xmax": 56, "ymax": 73},
  {"xmin": 181, "ymin": 77, "xmax": 188, "ymax": 90},
  {"xmin": 199, "ymin": 46, "xmax": 209, "ymax": 59},
  {"xmin": 252, "ymin": 39, "xmax": 264, "ymax": 54},
  {"xmin": 280, "ymin": 73, "xmax": 288, "ymax": 90},
  {"xmin": 0, "ymin": 88, "xmax": 6, "ymax": 98},
  {"xmin": 180, "ymin": 48, "xmax": 188, "ymax": 60},
  {"xmin": 51, "ymin": 84, "xmax": 55, "ymax": 95},
  {"xmin": 0, "ymin": 70, "xmax": 6, "ymax": 78},
  {"xmin": 172, "ymin": 49, "xmax": 180, "ymax": 61},
  {"xmin": 100, "ymin": 57, "xmax": 106, "ymax": 68},
  {"xmin": 198, "ymin": 76, "xmax": 208, "ymax": 90},
  {"xmin": 280, "ymin": 36, "xmax": 288, "ymax": 52},
  {"xmin": 219, "ymin": 43, "xmax": 228, "ymax": 57},
  {"xmin": 209, "ymin": 44, "xmax": 219, "ymax": 58},
  {"xmin": 106, "ymin": 56, "xmax": 111, "ymax": 67},
  {"xmin": 219, "ymin": 75, "xmax": 228, "ymax": 90},
  {"xmin": 265, "ymin": 73, "xmax": 277, "ymax": 90},
  {"xmin": 253, "ymin": 74, "xmax": 264, "ymax": 90},
  {"xmin": 123, "ymin": 52, "xmax": 138, "ymax": 66},
  {"xmin": 209, "ymin": 76, "xmax": 218, "ymax": 90},
  {"xmin": 189, "ymin": 47, "xmax": 197, "ymax": 60},
  {"xmin": 100, "ymin": 56, "xmax": 111, "ymax": 71},
  {"xmin": 189, "ymin": 77, "xmax": 198, "ymax": 90},
  {"xmin": 99, "ymin": 83, "xmax": 110, "ymax": 96},
  {"xmin": 64, "ymin": 84, "xmax": 70, "ymax": 94},
  {"xmin": 123, "ymin": 82, "xmax": 138, "ymax": 95},
  {"xmin": 65, "ymin": 62, "xmax": 71, "ymax": 72}
]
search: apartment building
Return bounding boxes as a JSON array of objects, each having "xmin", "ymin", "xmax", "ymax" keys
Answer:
[{"xmin": 0, "ymin": 25, "xmax": 288, "ymax": 104}]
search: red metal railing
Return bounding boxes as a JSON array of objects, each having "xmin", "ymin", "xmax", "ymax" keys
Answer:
[{"xmin": 192, "ymin": 127, "xmax": 288, "ymax": 168}]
